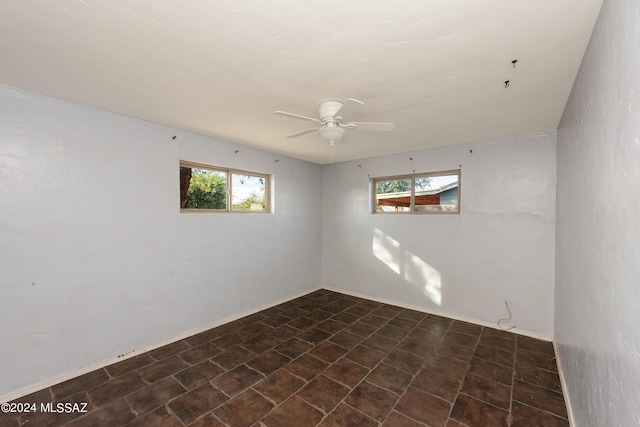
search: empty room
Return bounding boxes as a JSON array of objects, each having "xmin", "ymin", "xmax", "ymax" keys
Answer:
[{"xmin": 1, "ymin": 1, "xmax": 638, "ymax": 426}]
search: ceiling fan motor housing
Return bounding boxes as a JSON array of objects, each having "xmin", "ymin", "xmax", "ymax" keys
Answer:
[{"xmin": 319, "ymin": 100, "xmax": 344, "ymax": 121}]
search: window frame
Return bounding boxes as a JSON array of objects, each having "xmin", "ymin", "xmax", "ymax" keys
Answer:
[
  {"xmin": 180, "ymin": 160, "xmax": 271, "ymax": 214},
  {"xmin": 370, "ymin": 169, "xmax": 461, "ymax": 214}
]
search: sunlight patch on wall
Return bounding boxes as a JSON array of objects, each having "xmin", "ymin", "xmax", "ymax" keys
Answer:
[
  {"xmin": 372, "ymin": 228, "xmax": 401, "ymax": 274},
  {"xmin": 372, "ymin": 228, "xmax": 442, "ymax": 305}
]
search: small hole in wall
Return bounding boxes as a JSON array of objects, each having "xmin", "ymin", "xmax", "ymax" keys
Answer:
[
  {"xmin": 234, "ymin": 150, "xmax": 239, "ymax": 154},
  {"xmin": 172, "ymin": 136, "xmax": 177, "ymax": 140},
  {"xmin": 504, "ymin": 80, "xmax": 510, "ymax": 88},
  {"xmin": 512, "ymin": 59, "xmax": 518, "ymax": 68}
]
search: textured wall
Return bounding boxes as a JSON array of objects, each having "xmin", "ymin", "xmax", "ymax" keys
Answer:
[
  {"xmin": 555, "ymin": 0, "xmax": 640, "ymax": 425},
  {"xmin": 322, "ymin": 133, "xmax": 557, "ymax": 337},
  {"xmin": 0, "ymin": 85, "xmax": 322, "ymax": 399}
]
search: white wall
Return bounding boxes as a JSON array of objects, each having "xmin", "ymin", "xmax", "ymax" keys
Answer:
[
  {"xmin": 555, "ymin": 0, "xmax": 640, "ymax": 424},
  {"xmin": 0, "ymin": 84, "xmax": 322, "ymax": 398},
  {"xmin": 322, "ymin": 133, "xmax": 557, "ymax": 337}
]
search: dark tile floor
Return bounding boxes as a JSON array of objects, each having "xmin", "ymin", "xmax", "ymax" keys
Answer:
[{"xmin": 1, "ymin": 290, "xmax": 569, "ymax": 427}]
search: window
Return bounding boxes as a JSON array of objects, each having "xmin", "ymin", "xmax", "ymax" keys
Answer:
[
  {"xmin": 372, "ymin": 169, "xmax": 460, "ymax": 214},
  {"xmin": 179, "ymin": 161, "xmax": 270, "ymax": 213}
]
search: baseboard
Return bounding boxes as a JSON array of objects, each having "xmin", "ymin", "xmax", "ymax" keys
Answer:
[
  {"xmin": 553, "ymin": 342, "xmax": 576, "ymax": 426},
  {"xmin": 321, "ymin": 286, "xmax": 554, "ymax": 342},
  {"xmin": 0, "ymin": 285, "xmax": 322, "ymax": 403}
]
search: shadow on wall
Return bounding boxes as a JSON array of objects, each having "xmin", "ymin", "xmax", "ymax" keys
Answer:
[{"xmin": 372, "ymin": 228, "xmax": 442, "ymax": 306}]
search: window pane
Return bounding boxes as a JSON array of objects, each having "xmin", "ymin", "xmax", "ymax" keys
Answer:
[
  {"xmin": 183, "ymin": 167, "xmax": 227, "ymax": 210},
  {"xmin": 414, "ymin": 173, "xmax": 459, "ymax": 212},
  {"xmin": 375, "ymin": 178, "xmax": 411, "ymax": 212},
  {"xmin": 232, "ymin": 174, "xmax": 266, "ymax": 211}
]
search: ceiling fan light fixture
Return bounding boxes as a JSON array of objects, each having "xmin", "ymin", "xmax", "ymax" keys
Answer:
[{"xmin": 318, "ymin": 124, "xmax": 346, "ymax": 145}]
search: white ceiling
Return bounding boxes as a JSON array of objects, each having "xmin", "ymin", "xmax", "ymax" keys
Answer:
[{"xmin": 0, "ymin": 1, "xmax": 602, "ymax": 164}]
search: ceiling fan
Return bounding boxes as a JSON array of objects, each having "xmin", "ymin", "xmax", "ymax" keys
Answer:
[{"xmin": 274, "ymin": 98, "xmax": 395, "ymax": 145}]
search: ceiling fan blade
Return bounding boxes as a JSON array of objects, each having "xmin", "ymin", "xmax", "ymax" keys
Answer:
[
  {"xmin": 348, "ymin": 122, "xmax": 395, "ymax": 131},
  {"xmin": 274, "ymin": 111, "xmax": 322, "ymax": 123},
  {"xmin": 334, "ymin": 98, "xmax": 364, "ymax": 121},
  {"xmin": 286, "ymin": 128, "xmax": 319, "ymax": 138}
]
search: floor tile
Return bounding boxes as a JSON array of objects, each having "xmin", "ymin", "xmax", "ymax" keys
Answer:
[
  {"xmin": 512, "ymin": 379, "xmax": 568, "ymax": 418},
  {"xmin": 478, "ymin": 331, "xmax": 517, "ymax": 352},
  {"xmin": 214, "ymin": 388, "xmax": 274, "ymax": 427},
  {"xmin": 296, "ymin": 327, "xmax": 332, "ymax": 345},
  {"xmin": 298, "ymin": 374, "xmax": 350, "ymax": 413},
  {"xmin": 125, "ymin": 406, "xmax": 183, "ymax": 427},
  {"xmin": 449, "ymin": 320, "xmax": 483, "ymax": 337},
  {"xmin": 382, "ymin": 348, "xmax": 425, "ymax": 375},
  {"xmin": 358, "ymin": 314, "xmax": 389, "ymax": 328},
  {"xmin": 516, "ymin": 347, "xmax": 558, "ymax": 372},
  {"xmin": 261, "ymin": 396, "xmax": 324, "ymax": 427},
  {"xmin": 514, "ymin": 360, "xmax": 562, "ymax": 392},
  {"xmin": 51, "ymin": 369, "xmax": 109, "ymax": 400},
  {"xmin": 323, "ymin": 358, "xmax": 370, "ymax": 388},
  {"xmin": 365, "ymin": 363, "xmax": 413, "ymax": 394},
  {"xmin": 168, "ymin": 382, "xmax": 228, "ymax": 425},
  {"xmin": 319, "ymin": 403, "xmax": 379, "ymax": 427},
  {"xmin": 315, "ymin": 319, "xmax": 348, "ymax": 335},
  {"xmin": 460, "ymin": 373, "xmax": 511, "ymax": 410},
  {"xmin": 211, "ymin": 346, "xmax": 257, "ymax": 370},
  {"xmin": 450, "ymin": 393, "xmax": 509, "ymax": 427},
  {"xmin": 423, "ymin": 353, "xmax": 469, "ymax": 381},
  {"xmin": 126, "ymin": 377, "xmax": 186, "ymax": 416},
  {"xmin": 361, "ymin": 334, "xmax": 398, "ymax": 353},
  {"xmin": 382, "ymin": 411, "xmax": 426, "ymax": 427},
  {"xmin": 344, "ymin": 381, "xmax": 399, "ymax": 422},
  {"xmin": 329, "ymin": 330, "xmax": 365, "ymax": 348},
  {"xmin": 344, "ymin": 344, "xmax": 387, "ymax": 369},
  {"xmin": 178, "ymin": 341, "xmax": 222, "ymax": 365},
  {"xmin": 517, "ymin": 335, "xmax": 555, "ymax": 356},
  {"xmin": 137, "ymin": 355, "xmax": 189, "ymax": 383},
  {"xmin": 441, "ymin": 330, "xmax": 480, "ymax": 349},
  {"xmin": 274, "ymin": 338, "xmax": 313, "ymax": 359},
  {"xmin": 104, "ymin": 354, "xmax": 155, "ymax": 378},
  {"xmin": 376, "ymin": 324, "xmax": 411, "ymax": 341},
  {"xmin": 434, "ymin": 340, "xmax": 475, "ymax": 363},
  {"xmin": 174, "ymin": 360, "xmax": 226, "ymax": 390},
  {"xmin": 344, "ymin": 321, "xmax": 379, "ymax": 337},
  {"xmin": 4, "ymin": 290, "xmax": 569, "ymax": 427},
  {"xmin": 474, "ymin": 343, "xmax": 515, "ymax": 368},
  {"xmin": 211, "ymin": 364, "xmax": 264, "ymax": 397},
  {"xmin": 253, "ymin": 369, "xmax": 305, "ymax": 404},
  {"xmin": 308, "ymin": 341, "xmax": 349, "ymax": 363},
  {"xmin": 246, "ymin": 350, "xmax": 291, "ymax": 376},
  {"xmin": 397, "ymin": 335, "xmax": 438, "ymax": 357},
  {"xmin": 411, "ymin": 367, "xmax": 461, "ymax": 402},
  {"xmin": 147, "ymin": 340, "xmax": 191, "ymax": 361},
  {"xmin": 394, "ymin": 386, "xmax": 450, "ymax": 427},
  {"xmin": 65, "ymin": 398, "xmax": 135, "ymax": 427},
  {"xmin": 284, "ymin": 354, "xmax": 328, "ymax": 381},
  {"xmin": 511, "ymin": 400, "xmax": 569, "ymax": 427},
  {"xmin": 187, "ymin": 413, "xmax": 227, "ymax": 427},
  {"xmin": 87, "ymin": 371, "xmax": 146, "ymax": 407},
  {"xmin": 467, "ymin": 356, "xmax": 513, "ymax": 386}
]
